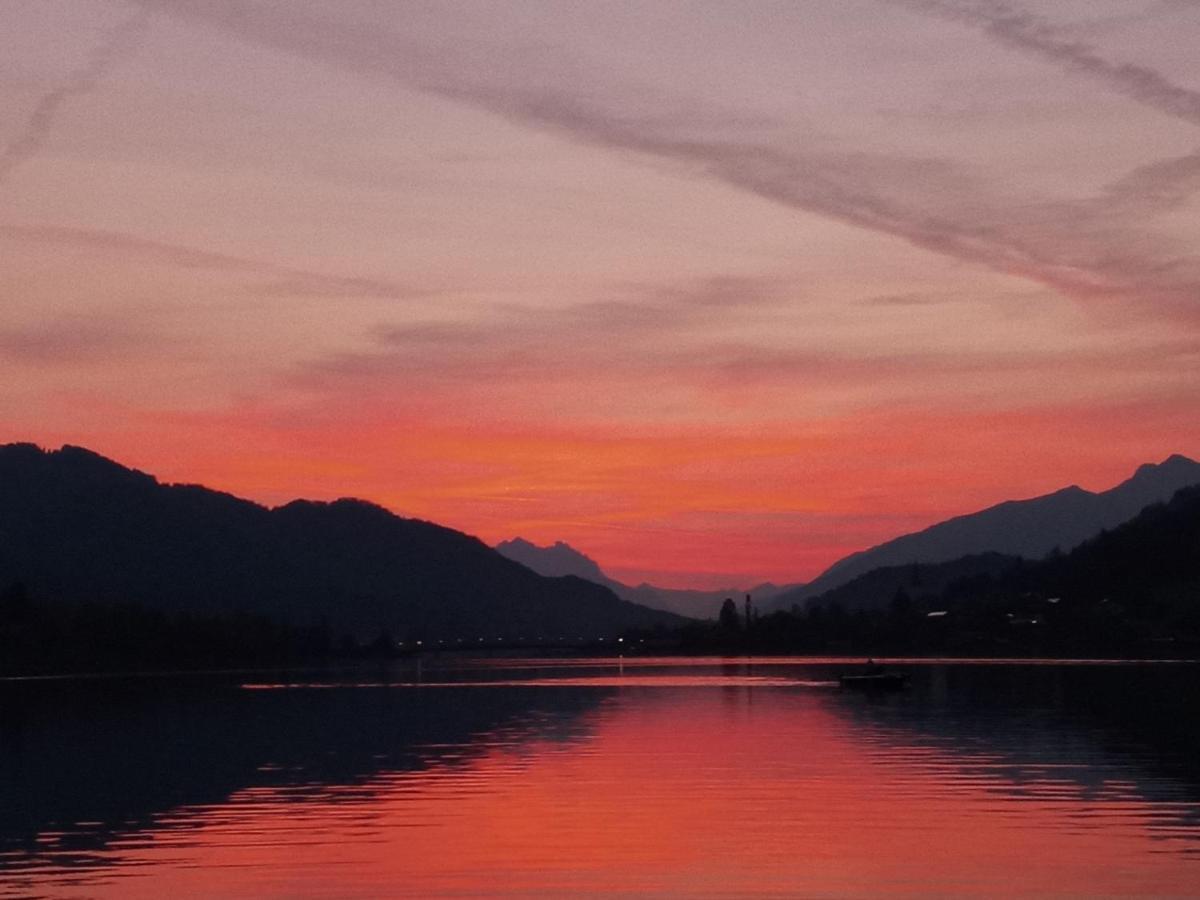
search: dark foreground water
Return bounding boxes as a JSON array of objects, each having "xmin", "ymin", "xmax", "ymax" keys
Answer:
[{"xmin": 3, "ymin": 657, "xmax": 1200, "ymax": 898}]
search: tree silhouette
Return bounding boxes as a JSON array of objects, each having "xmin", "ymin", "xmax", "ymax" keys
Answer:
[{"xmin": 718, "ymin": 597, "xmax": 740, "ymax": 631}]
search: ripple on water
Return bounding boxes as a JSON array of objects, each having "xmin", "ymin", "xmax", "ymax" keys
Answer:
[{"xmin": 3, "ymin": 659, "xmax": 1200, "ymax": 898}]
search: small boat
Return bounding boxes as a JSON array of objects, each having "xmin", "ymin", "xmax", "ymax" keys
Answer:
[{"xmin": 839, "ymin": 672, "xmax": 908, "ymax": 691}]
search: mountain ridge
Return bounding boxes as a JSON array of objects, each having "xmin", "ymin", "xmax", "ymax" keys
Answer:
[
  {"xmin": 495, "ymin": 536, "xmax": 799, "ymax": 618},
  {"xmin": 766, "ymin": 453, "xmax": 1200, "ymax": 612},
  {"xmin": 0, "ymin": 443, "xmax": 681, "ymax": 641}
]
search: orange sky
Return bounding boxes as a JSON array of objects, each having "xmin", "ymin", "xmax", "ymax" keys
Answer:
[{"xmin": 2, "ymin": 1, "xmax": 1198, "ymax": 587}]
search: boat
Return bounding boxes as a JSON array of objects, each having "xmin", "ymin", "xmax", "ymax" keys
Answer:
[{"xmin": 839, "ymin": 671, "xmax": 909, "ymax": 691}]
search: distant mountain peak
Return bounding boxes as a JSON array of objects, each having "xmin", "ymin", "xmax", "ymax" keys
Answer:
[
  {"xmin": 494, "ymin": 536, "xmax": 800, "ymax": 620},
  {"xmin": 497, "ymin": 536, "xmax": 587, "ymax": 557},
  {"xmin": 495, "ymin": 537, "xmax": 609, "ymax": 583},
  {"xmin": 500, "ymin": 536, "xmax": 537, "ymax": 549},
  {"xmin": 1133, "ymin": 453, "xmax": 1198, "ymax": 478},
  {"xmin": 500, "ymin": 537, "xmax": 577, "ymax": 551}
]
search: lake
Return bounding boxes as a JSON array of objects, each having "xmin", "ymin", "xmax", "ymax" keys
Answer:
[{"xmin": 3, "ymin": 657, "xmax": 1199, "ymax": 898}]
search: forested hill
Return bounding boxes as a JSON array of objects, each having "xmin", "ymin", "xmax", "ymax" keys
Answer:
[
  {"xmin": 687, "ymin": 485, "xmax": 1200, "ymax": 656},
  {"xmin": 767, "ymin": 454, "xmax": 1200, "ymax": 611},
  {"xmin": 0, "ymin": 444, "xmax": 680, "ymax": 644}
]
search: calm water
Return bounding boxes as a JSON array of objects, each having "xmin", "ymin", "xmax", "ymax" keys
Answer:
[{"xmin": 3, "ymin": 657, "xmax": 1200, "ymax": 898}]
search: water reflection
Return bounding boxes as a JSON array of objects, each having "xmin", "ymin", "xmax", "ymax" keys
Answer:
[
  {"xmin": 0, "ymin": 666, "xmax": 610, "ymax": 886},
  {"xmin": 829, "ymin": 664, "xmax": 1200, "ymax": 835},
  {"xmin": 3, "ymin": 659, "xmax": 1200, "ymax": 898}
]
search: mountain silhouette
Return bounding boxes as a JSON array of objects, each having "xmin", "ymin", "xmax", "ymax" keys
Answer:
[
  {"xmin": 0, "ymin": 444, "xmax": 680, "ymax": 641},
  {"xmin": 495, "ymin": 537, "xmax": 796, "ymax": 618},
  {"xmin": 708, "ymin": 485, "xmax": 1200, "ymax": 657},
  {"xmin": 848, "ymin": 484, "xmax": 1200, "ymax": 630},
  {"xmin": 767, "ymin": 454, "xmax": 1200, "ymax": 612},
  {"xmin": 496, "ymin": 538, "xmax": 616, "ymax": 587}
]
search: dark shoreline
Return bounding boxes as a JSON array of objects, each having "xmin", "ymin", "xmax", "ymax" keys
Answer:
[{"xmin": 4, "ymin": 651, "xmax": 1198, "ymax": 684}]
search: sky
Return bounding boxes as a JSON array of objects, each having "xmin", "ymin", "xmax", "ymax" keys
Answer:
[{"xmin": 1, "ymin": 0, "xmax": 1198, "ymax": 589}]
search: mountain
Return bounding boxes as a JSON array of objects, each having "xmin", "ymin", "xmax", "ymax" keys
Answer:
[
  {"xmin": 715, "ymin": 486, "xmax": 1200, "ymax": 657},
  {"xmin": 857, "ymin": 485, "xmax": 1200, "ymax": 642},
  {"xmin": 495, "ymin": 537, "xmax": 797, "ymax": 619},
  {"xmin": 0, "ymin": 444, "xmax": 680, "ymax": 641},
  {"xmin": 767, "ymin": 454, "xmax": 1200, "ymax": 612},
  {"xmin": 1029, "ymin": 484, "xmax": 1200, "ymax": 612},
  {"xmin": 496, "ymin": 538, "xmax": 619, "ymax": 588}
]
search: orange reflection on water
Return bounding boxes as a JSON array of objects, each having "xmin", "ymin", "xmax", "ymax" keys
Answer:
[{"xmin": 63, "ymin": 681, "xmax": 1200, "ymax": 900}]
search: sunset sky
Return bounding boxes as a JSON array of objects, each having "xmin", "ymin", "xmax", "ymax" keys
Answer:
[{"xmin": 2, "ymin": 0, "xmax": 1198, "ymax": 588}]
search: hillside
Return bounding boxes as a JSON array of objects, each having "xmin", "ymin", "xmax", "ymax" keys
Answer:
[
  {"xmin": 0, "ymin": 444, "xmax": 679, "ymax": 643},
  {"xmin": 767, "ymin": 454, "xmax": 1200, "ymax": 612},
  {"xmin": 684, "ymin": 485, "xmax": 1200, "ymax": 656},
  {"xmin": 795, "ymin": 553, "xmax": 1024, "ymax": 615},
  {"xmin": 905, "ymin": 485, "xmax": 1200, "ymax": 649},
  {"xmin": 1026, "ymin": 484, "xmax": 1200, "ymax": 617}
]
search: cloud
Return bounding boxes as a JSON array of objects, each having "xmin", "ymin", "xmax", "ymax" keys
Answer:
[
  {"xmin": 633, "ymin": 276, "xmax": 793, "ymax": 311},
  {"xmin": 295, "ymin": 275, "xmax": 786, "ymax": 390},
  {"xmin": 430, "ymin": 90, "xmax": 1200, "ymax": 315},
  {"xmin": 253, "ymin": 275, "xmax": 422, "ymax": 301},
  {"xmin": 885, "ymin": 0, "xmax": 1200, "ymax": 127},
  {"xmin": 862, "ymin": 292, "xmax": 955, "ymax": 307},
  {"xmin": 288, "ymin": 264, "xmax": 1198, "ymax": 415},
  {"xmin": 886, "ymin": 0, "xmax": 1200, "ymax": 218},
  {"xmin": 124, "ymin": 0, "xmax": 1200, "ymax": 322},
  {"xmin": 1099, "ymin": 145, "xmax": 1200, "ymax": 216},
  {"xmin": 0, "ymin": 224, "xmax": 424, "ymax": 302},
  {"xmin": 0, "ymin": 6, "xmax": 151, "ymax": 189},
  {"xmin": 0, "ymin": 314, "xmax": 150, "ymax": 363}
]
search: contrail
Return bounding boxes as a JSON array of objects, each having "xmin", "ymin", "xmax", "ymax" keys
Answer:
[
  {"xmin": 0, "ymin": 7, "xmax": 151, "ymax": 187},
  {"xmin": 128, "ymin": 0, "xmax": 1200, "ymax": 315},
  {"xmin": 886, "ymin": 1, "xmax": 1200, "ymax": 220},
  {"xmin": 886, "ymin": 0, "xmax": 1200, "ymax": 128}
]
